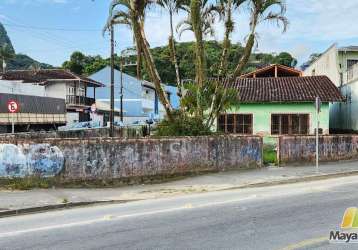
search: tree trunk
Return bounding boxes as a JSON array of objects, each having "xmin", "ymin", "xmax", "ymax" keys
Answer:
[
  {"xmin": 190, "ymin": 0, "xmax": 206, "ymax": 118},
  {"xmin": 135, "ymin": 40, "xmax": 142, "ymax": 80},
  {"xmin": 233, "ymin": 33, "xmax": 255, "ymax": 78},
  {"xmin": 168, "ymin": 11, "xmax": 182, "ymax": 96},
  {"xmin": 218, "ymin": 1, "xmax": 232, "ymax": 77},
  {"xmin": 133, "ymin": 18, "xmax": 173, "ymax": 120}
]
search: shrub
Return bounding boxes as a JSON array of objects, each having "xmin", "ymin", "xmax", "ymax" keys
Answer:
[{"xmin": 155, "ymin": 112, "xmax": 212, "ymax": 136}]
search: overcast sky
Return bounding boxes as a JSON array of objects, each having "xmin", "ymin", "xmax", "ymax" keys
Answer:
[{"xmin": 1, "ymin": 0, "xmax": 358, "ymax": 67}]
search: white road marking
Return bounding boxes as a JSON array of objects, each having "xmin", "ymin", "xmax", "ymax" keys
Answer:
[{"xmin": 0, "ymin": 195, "xmax": 258, "ymax": 238}]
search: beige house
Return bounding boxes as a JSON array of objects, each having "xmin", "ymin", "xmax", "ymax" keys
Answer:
[{"xmin": 303, "ymin": 44, "xmax": 358, "ymax": 132}]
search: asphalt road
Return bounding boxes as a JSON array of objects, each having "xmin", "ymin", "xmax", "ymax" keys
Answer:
[{"xmin": 1, "ymin": 176, "xmax": 358, "ymax": 250}]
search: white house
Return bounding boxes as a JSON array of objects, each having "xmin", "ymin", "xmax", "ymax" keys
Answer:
[{"xmin": 303, "ymin": 44, "xmax": 358, "ymax": 132}]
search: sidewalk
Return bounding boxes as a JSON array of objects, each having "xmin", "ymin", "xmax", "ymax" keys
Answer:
[{"xmin": 1, "ymin": 161, "xmax": 358, "ymax": 216}]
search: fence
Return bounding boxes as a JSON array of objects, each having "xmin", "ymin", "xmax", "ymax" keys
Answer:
[
  {"xmin": 0, "ymin": 135, "xmax": 263, "ymax": 179},
  {"xmin": 278, "ymin": 135, "xmax": 358, "ymax": 164}
]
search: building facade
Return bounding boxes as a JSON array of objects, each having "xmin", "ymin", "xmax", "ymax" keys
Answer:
[
  {"xmin": 0, "ymin": 69, "xmax": 104, "ymax": 125},
  {"xmin": 303, "ymin": 44, "xmax": 358, "ymax": 132},
  {"xmin": 88, "ymin": 66, "xmax": 179, "ymax": 125},
  {"xmin": 217, "ymin": 65, "xmax": 344, "ymax": 142}
]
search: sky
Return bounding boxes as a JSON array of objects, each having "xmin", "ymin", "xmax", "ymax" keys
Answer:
[{"xmin": 0, "ymin": 0, "xmax": 358, "ymax": 68}]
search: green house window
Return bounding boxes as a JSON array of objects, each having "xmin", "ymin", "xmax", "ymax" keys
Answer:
[
  {"xmin": 218, "ymin": 114, "xmax": 253, "ymax": 134},
  {"xmin": 271, "ymin": 114, "xmax": 309, "ymax": 135}
]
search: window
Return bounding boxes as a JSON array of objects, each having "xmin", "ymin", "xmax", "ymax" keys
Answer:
[
  {"xmin": 218, "ymin": 114, "xmax": 253, "ymax": 134},
  {"xmin": 271, "ymin": 114, "xmax": 309, "ymax": 135},
  {"xmin": 347, "ymin": 59, "xmax": 358, "ymax": 70}
]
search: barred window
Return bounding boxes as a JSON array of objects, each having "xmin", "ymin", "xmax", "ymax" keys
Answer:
[
  {"xmin": 218, "ymin": 114, "xmax": 253, "ymax": 134},
  {"xmin": 271, "ymin": 114, "xmax": 309, "ymax": 135}
]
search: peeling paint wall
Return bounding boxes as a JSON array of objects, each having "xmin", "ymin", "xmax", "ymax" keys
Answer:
[
  {"xmin": 279, "ymin": 135, "xmax": 358, "ymax": 164},
  {"xmin": 0, "ymin": 144, "xmax": 64, "ymax": 177},
  {"xmin": 0, "ymin": 136, "xmax": 262, "ymax": 180}
]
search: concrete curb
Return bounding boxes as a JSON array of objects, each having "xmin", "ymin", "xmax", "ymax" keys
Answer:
[
  {"xmin": 221, "ymin": 170, "xmax": 358, "ymax": 191},
  {"xmin": 1, "ymin": 170, "xmax": 358, "ymax": 218},
  {"xmin": 0, "ymin": 200, "xmax": 140, "ymax": 218}
]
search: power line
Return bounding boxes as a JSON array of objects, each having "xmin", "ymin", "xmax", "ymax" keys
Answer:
[{"xmin": 2, "ymin": 23, "xmax": 102, "ymax": 32}]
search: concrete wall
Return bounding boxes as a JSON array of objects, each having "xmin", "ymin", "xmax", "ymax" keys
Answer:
[
  {"xmin": 303, "ymin": 45, "xmax": 341, "ymax": 86},
  {"xmin": 331, "ymin": 80, "xmax": 358, "ymax": 132},
  {"xmin": 0, "ymin": 80, "xmax": 46, "ymax": 97},
  {"xmin": 279, "ymin": 135, "xmax": 358, "ymax": 164},
  {"xmin": 0, "ymin": 136, "xmax": 262, "ymax": 179}
]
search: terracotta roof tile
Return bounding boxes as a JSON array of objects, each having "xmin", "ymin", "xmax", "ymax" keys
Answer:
[{"xmin": 226, "ymin": 76, "xmax": 345, "ymax": 103}]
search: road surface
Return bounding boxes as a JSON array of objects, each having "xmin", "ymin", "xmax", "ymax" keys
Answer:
[{"xmin": 1, "ymin": 176, "xmax": 358, "ymax": 249}]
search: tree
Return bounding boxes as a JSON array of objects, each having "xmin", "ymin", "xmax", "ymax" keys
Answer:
[
  {"xmin": 177, "ymin": 0, "xmax": 220, "ymax": 118},
  {"xmin": 233, "ymin": 0, "xmax": 289, "ymax": 77},
  {"xmin": 0, "ymin": 44, "xmax": 15, "ymax": 73},
  {"xmin": 62, "ymin": 51, "xmax": 88, "ymax": 75},
  {"xmin": 275, "ymin": 52, "xmax": 297, "ymax": 67},
  {"xmin": 217, "ymin": 0, "xmax": 246, "ymax": 77},
  {"xmin": 106, "ymin": 0, "xmax": 173, "ymax": 120},
  {"xmin": 158, "ymin": 0, "xmax": 185, "ymax": 95},
  {"xmin": 177, "ymin": 0, "xmax": 219, "ymax": 88}
]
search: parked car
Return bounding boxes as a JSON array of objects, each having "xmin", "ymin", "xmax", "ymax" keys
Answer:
[{"xmin": 58, "ymin": 121, "xmax": 101, "ymax": 131}]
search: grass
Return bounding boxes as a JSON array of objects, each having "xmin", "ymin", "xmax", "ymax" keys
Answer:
[{"xmin": 263, "ymin": 145, "xmax": 278, "ymax": 166}]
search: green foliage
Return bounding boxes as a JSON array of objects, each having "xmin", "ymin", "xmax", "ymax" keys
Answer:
[
  {"xmin": 0, "ymin": 22, "xmax": 53, "ymax": 71},
  {"xmin": 0, "ymin": 23, "xmax": 14, "ymax": 54},
  {"xmin": 155, "ymin": 111, "xmax": 212, "ymax": 136},
  {"xmin": 60, "ymin": 41, "xmax": 296, "ymax": 80},
  {"xmin": 7, "ymin": 54, "xmax": 53, "ymax": 71},
  {"xmin": 263, "ymin": 145, "xmax": 278, "ymax": 165}
]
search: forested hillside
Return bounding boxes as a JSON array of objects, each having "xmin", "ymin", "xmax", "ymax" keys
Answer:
[
  {"xmin": 0, "ymin": 23, "xmax": 53, "ymax": 70},
  {"xmin": 63, "ymin": 41, "xmax": 297, "ymax": 84}
]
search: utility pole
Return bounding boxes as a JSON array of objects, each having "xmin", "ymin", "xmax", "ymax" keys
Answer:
[
  {"xmin": 120, "ymin": 57, "xmax": 124, "ymax": 122},
  {"xmin": 315, "ymin": 96, "xmax": 321, "ymax": 173},
  {"xmin": 110, "ymin": 23, "xmax": 115, "ymax": 137}
]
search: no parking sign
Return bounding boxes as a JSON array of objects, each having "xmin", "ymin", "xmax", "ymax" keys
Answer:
[{"xmin": 7, "ymin": 100, "xmax": 19, "ymax": 113}]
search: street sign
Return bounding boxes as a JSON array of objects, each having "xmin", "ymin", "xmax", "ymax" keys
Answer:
[{"xmin": 7, "ymin": 100, "xmax": 19, "ymax": 113}]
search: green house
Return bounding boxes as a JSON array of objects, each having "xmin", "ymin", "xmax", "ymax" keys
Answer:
[{"xmin": 216, "ymin": 65, "xmax": 345, "ymax": 141}]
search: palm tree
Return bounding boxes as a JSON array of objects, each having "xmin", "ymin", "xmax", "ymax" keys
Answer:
[
  {"xmin": 0, "ymin": 44, "xmax": 14, "ymax": 73},
  {"xmin": 177, "ymin": 0, "xmax": 220, "ymax": 118},
  {"xmin": 233, "ymin": 0, "xmax": 288, "ymax": 77},
  {"xmin": 177, "ymin": 0, "xmax": 219, "ymax": 88},
  {"xmin": 103, "ymin": 0, "xmax": 143, "ymax": 80},
  {"xmin": 157, "ymin": 0, "xmax": 185, "ymax": 95},
  {"xmin": 217, "ymin": 0, "xmax": 247, "ymax": 77},
  {"xmin": 106, "ymin": 0, "xmax": 173, "ymax": 119}
]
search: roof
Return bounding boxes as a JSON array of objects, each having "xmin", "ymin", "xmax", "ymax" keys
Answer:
[
  {"xmin": 226, "ymin": 76, "xmax": 345, "ymax": 103},
  {"xmin": 241, "ymin": 64, "xmax": 302, "ymax": 78},
  {"xmin": 338, "ymin": 46, "xmax": 358, "ymax": 52},
  {"xmin": 0, "ymin": 69, "xmax": 104, "ymax": 87}
]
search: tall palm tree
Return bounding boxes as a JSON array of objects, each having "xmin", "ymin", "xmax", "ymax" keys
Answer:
[
  {"xmin": 177, "ymin": 0, "xmax": 219, "ymax": 118},
  {"xmin": 233, "ymin": 0, "xmax": 288, "ymax": 77},
  {"xmin": 177, "ymin": 0, "xmax": 219, "ymax": 88},
  {"xmin": 217, "ymin": 0, "xmax": 247, "ymax": 77},
  {"xmin": 0, "ymin": 44, "xmax": 14, "ymax": 73},
  {"xmin": 104, "ymin": 0, "xmax": 143, "ymax": 80},
  {"xmin": 106, "ymin": 0, "xmax": 173, "ymax": 119},
  {"xmin": 157, "ymin": 0, "xmax": 184, "ymax": 95}
]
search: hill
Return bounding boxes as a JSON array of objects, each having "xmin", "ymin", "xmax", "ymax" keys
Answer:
[
  {"xmin": 0, "ymin": 23, "xmax": 53, "ymax": 70},
  {"xmin": 63, "ymin": 41, "xmax": 298, "ymax": 85}
]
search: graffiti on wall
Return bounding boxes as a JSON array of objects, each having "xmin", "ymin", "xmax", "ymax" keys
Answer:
[{"xmin": 0, "ymin": 144, "xmax": 64, "ymax": 177}]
